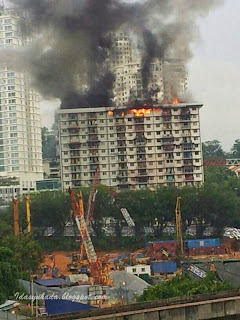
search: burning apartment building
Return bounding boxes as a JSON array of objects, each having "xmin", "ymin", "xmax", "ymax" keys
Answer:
[
  {"xmin": 0, "ymin": 0, "xmax": 222, "ymax": 191},
  {"xmin": 58, "ymin": 102, "xmax": 203, "ymax": 190}
]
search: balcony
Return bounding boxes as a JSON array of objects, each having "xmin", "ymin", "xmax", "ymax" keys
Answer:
[
  {"xmin": 73, "ymin": 180, "xmax": 81, "ymax": 187},
  {"xmin": 135, "ymin": 137, "xmax": 146, "ymax": 145},
  {"xmin": 68, "ymin": 128, "xmax": 80, "ymax": 135},
  {"xmin": 118, "ymin": 156, "xmax": 127, "ymax": 162},
  {"xmin": 117, "ymin": 134, "xmax": 125, "ymax": 140},
  {"xmin": 119, "ymin": 164, "xmax": 127, "ymax": 170},
  {"xmin": 88, "ymin": 113, "xmax": 97, "ymax": 119},
  {"xmin": 162, "ymin": 115, "xmax": 171, "ymax": 123},
  {"xmin": 183, "ymin": 152, "xmax": 192, "ymax": 159},
  {"xmin": 70, "ymin": 151, "xmax": 80, "ymax": 157},
  {"xmin": 137, "ymin": 176, "xmax": 148, "ymax": 183},
  {"xmin": 138, "ymin": 163, "xmax": 147, "ymax": 169},
  {"xmin": 116, "ymin": 125, "xmax": 125, "ymax": 132},
  {"xmin": 162, "ymin": 137, "xmax": 174, "ymax": 144},
  {"xmin": 88, "ymin": 120, "xmax": 97, "ymax": 127},
  {"xmin": 163, "ymin": 145, "xmax": 174, "ymax": 152},
  {"xmin": 166, "ymin": 174, "xmax": 175, "ymax": 182},
  {"xmin": 69, "ymin": 114, "xmax": 78, "ymax": 120},
  {"xmin": 68, "ymin": 141, "xmax": 81, "ymax": 149},
  {"xmin": 72, "ymin": 174, "xmax": 81, "ymax": 180},
  {"xmin": 136, "ymin": 169, "xmax": 147, "ymax": 176},
  {"xmin": 180, "ymin": 115, "xmax": 191, "ymax": 121},
  {"xmin": 162, "ymin": 109, "xmax": 171, "ymax": 116},
  {"xmin": 182, "ymin": 143, "xmax": 194, "ymax": 151},
  {"xmin": 185, "ymin": 174, "xmax": 194, "ymax": 181},
  {"xmin": 71, "ymin": 166, "xmax": 81, "ymax": 172},
  {"xmin": 136, "ymin": 147, "xmax": 145, "ymax": 154},
  {"xmin": 90, "ymin": 164, "xmax": 98, "ymax": 171},
  {"xmin": 88, "ymin": 134, "xmax": 99, "ymax": 142},
  {"xmin": 135, "ymin": 125, "xmax": 144, "ymax": 132},
  {"xmin": 184, "ymin": 160, "xmax": 193, "ymax": 165},
  {"xmin": 90, "ymin": 157, "xmax": 99, "ymax": 164},
  {"xmin": 137, "ymin": 158, "xmax": 146, "ymax": 163},
  {"xmin": 182, "ymin": 124, "xmax": 191, "ymax": 129},
  {"xmin": 88, "ymin": 128, "xmax": 98, "ymax": 134},
  {"xmin": 184, "ymin": 166, "xmax": 194, "ymax": 173},
  {"xmin": 87, "ymin": 141, "xmax": 100, "ymax": 149},
  {"xmin": 134, "ymin": 117, "xmax": 144, "ymax": 124}
]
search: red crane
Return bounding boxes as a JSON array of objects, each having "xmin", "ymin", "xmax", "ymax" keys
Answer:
[
  {"xmin": 86, "ymin": 166, "xmax": 100, "ymax": 229},
  {"xmin": 68, "ymin": 187, "xmax": 103, "ymax": 284}
]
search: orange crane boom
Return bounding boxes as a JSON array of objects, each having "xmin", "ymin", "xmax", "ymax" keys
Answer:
[
  {"xmin": 86, "ymin": 166, "xmax": 100, "ymax": 228},
  {"xmin": 69, "ymin": 187, "xmax": 103, "ymax": 284}
]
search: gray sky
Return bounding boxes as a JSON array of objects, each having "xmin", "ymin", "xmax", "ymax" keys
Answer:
[
  {"xmin": 38, "ymin": 0, "xmax": 238, "ymax": 151},
  {"xmin": 188, "ymin": 0, "xmax": 240, "ymax": 151}
]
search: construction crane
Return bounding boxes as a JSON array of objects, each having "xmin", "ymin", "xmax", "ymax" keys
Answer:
[
  {"xmin": 86, "ymin": 166, "xmax": 100, "ymax": 229},
  {"xmin": 175, "ymin": 196, "xmax": 184, "ymax": 257},
  {"xmin": 69, "ymin": 187, "xmax": 104, "ymax": 284},
  {"xmin": 25, "ymin": 194, "xmax": 31, "ymax": 233},
  {"xmin": 120, "ymin": 208, "xmax": 135, "ymax": 227},
  {"xmin": 13, "ymin": 198, "xmax": 20, "ymax": 236}
]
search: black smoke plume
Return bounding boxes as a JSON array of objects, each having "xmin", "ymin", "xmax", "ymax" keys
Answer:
[{"xmin": 3, "ymin": 0, "xmax": 223, "ymax": 108}]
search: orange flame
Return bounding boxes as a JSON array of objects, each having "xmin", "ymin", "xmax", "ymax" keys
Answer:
[
  {"xmin": 171, "ymin": 98, "xmax": 180, "ymax": 104},
  {"xmin": 107, "ymin": 110, "xmax": 114, "ymax": 116},
  {"xmin": 130, "ymin": 108, "xmax": 152, "ymax": 116}
]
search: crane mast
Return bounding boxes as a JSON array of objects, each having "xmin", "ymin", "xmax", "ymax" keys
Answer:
[
  {"xmin": 175, "ymin": 196, "xmax": 184, "ymax": 257},
  {"xmin": 25, "ymin": 194, "xmax": 31, "ymax": 233},
  {"xmin": 69, "ymin": 187, "xmax": 103, "ymax": 284},
  {"xmin": 120, "ymin": 208, "xmax": 135, "ymax": 227},
  {"xmin": 13, "ymin": 198, "xmax": 20, "ymax": 236},
  {"xmin": 86, "ymin": 166, "xmax": 100, "ymax": 228}
]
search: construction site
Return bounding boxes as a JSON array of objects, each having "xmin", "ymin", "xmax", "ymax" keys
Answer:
[{"xmin": 10, "ymin": 166, "xmax": 240, "ymax": 316}]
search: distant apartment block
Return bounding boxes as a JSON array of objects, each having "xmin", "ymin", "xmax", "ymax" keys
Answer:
[
  {"xmin": 110, "ymin": 32, "xmax": 164, "ymax": 105},
  {"xmin": 58, "ymin": 103, "xmax": 204, "ymax": 191}
]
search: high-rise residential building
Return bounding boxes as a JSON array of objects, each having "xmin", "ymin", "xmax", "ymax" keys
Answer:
[
  {"xmin": 110, "ymin": 33, "xmax": 164, "ymax": 105},
  {"xmin": 0, "ymin": 6, "xmax": 43, "ymax": 200},
  {"xmin": 163, "ymin": 58, "xmax": 188, "ymax": 101},
  {"xmin": 58, "ymin": 103, "xmax": 204, "ymax": 191}
]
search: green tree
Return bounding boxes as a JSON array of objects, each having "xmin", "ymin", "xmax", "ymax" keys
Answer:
[
  {"xmin": 202, "ymin": 140, "xmax": 225, "ymax": 159},
  {"xmin": 137, "ymin": 273, "xmax": 234, "ymax": 302},
  {"xmin": 1, "ymin": 235, "xmax": 42, "ymax": 273},
  {"xmin": 0, "ymin": 247, "xmax": 19, "ymax": 303},
  {"xmin": 230, "ymin": 139, "xmax": 240, "ymax": 158}
]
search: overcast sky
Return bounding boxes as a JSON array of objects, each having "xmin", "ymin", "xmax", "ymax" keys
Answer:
[
  {"xmin": 188, "ymin": 0, "xmax": 240, "ymax": 151},
  {"xmin": 38, "ymin": 0, "xmax": 238, "ymax": 151}
]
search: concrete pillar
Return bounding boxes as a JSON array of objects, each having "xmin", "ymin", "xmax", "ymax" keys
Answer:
[
  {"xmin": 211, "ymin": 302, "xmax": 225, "ymax": 318},
  {"xmin": 160, "ymin": 308, "xmax": 186, "ymax": 320},
  {"xmin": 198, "ymin": 303, "xmax": 212, "ymax": 319},
  {"xmin": 225, "ymin": 301, "xmax": 237, "ymax": 316},
  {"xmin": 144, "ymin": 311, "xmax": 159, "ymax": 320}
]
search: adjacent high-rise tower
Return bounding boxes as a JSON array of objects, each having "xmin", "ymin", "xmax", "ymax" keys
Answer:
[{"xmin": 0, "ymin": 6, "xmax": 43, "ymax": 201}]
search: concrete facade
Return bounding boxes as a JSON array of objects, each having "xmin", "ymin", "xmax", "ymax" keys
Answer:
[
  {"xmin": 0, "ymin": 6, "xmax": 43, "ymax": 198},
  {"xmin": 58, "ymin": 103, "xmax": 203, "ymax": 191}
]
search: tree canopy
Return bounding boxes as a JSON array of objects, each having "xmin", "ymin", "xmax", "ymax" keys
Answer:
[{"xmin": 137, "ymin": 273, "xmax": 234, "ymax": 302}]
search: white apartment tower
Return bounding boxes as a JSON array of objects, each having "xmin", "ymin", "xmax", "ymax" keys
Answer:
[
  {"xmin": 58, "ymin": 103, "xmax": 204, "ymax": 191},
  {"xmin": 0, "ymin": 6, "xmax": 43, "ymax": 200}
]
